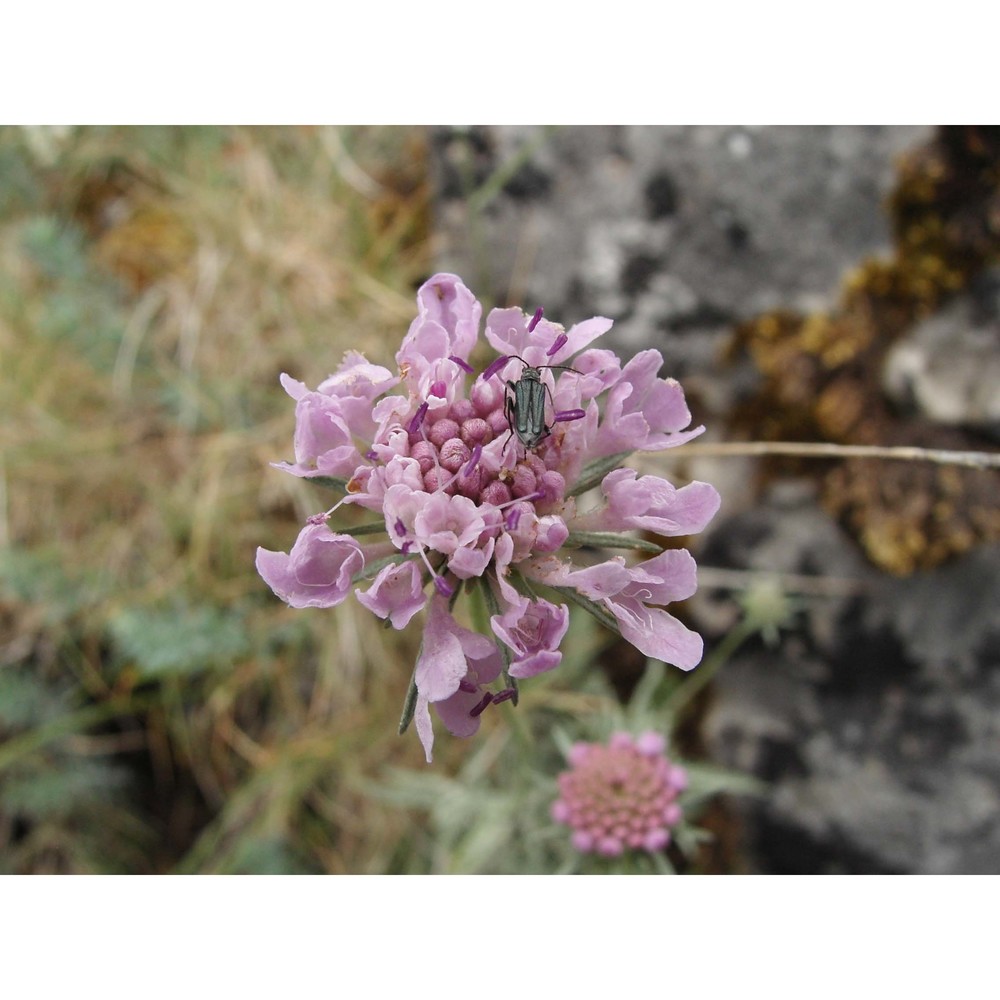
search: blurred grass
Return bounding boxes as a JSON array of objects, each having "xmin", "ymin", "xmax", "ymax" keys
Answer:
[{"xmin": 0, "ymin": 125, "xmax": 467, "ymax": 873}]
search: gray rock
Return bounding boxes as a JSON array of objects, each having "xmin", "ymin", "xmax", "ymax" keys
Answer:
[
  {"xmin": 700, "ymin": 495, "xmax": 1000, "ymax": 874},
  {"xmin": 433, "ymin": 125, "xmax": 929, "ymax": 383},
  {"xmin": 883, "ymin": 267, "xmax": 1000, "ymax": 437}
]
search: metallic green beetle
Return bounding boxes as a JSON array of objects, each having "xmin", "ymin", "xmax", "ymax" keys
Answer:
[{"xmin": 500, "ymin": 355, "xmax": 583, "ymax": 452}]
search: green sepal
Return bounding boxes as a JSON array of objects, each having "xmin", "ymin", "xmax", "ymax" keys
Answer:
[
  {"xmin": 478, "ymin": 575, "xmax": 519, "ymax": 706},
  {"xmin": 397, "ymin": 669, "xmax": 419, "ymax": 736},
  {"xmin": 448, "ymin": 578, "xmax": 464, "ymax": 613},
  {"xmin": 548, "ymin": 584, "xmax": 621, "ymax": 635},
  {"xmin": 566, "ymin": 451, "xmax": 634, "ymax": 498},
  {"xmin": 339, "ymin": 521, "xmax": 388, "ymax": 537},
  {"xmin": 304, "ymin": 475, "xmax": 350, "ymax": 492},
  {"xmin": 351, "ymin": 553, "xmax": 406, "ymax": 586},
  {"xmin": 565, "ymin": 530, "xmax": 663, "ymax": 554}
]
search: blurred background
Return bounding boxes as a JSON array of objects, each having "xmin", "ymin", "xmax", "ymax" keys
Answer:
[{"xmin": 1, "ymin": 125, "xmax": 998, "ymax": 874}]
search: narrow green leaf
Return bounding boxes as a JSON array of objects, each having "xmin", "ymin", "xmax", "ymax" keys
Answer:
[
  {"xmin": 549, "ymin": 584, "xmax": 621, "ymax": 635},
  {"xmin": 479, "ymin": 576, "xmax": 518, "ymax": 705},
  {"xmin": 339, "ymin": 520, "xmax": 388, "ymax": 537},
  {"xmin": 448, "ymin": 578, "xmax": 464, "ymax": 612},
  {"xmin": 565, "ymin": 531, "xmax": 663, "ymax": 554},
  {"xmin": 352, "ymin": 554, "xmax": 405, "ymax": 585},
  {"xmin": 398, "ymin": 670, "xmax": 419, "ymax": 735},
  {"xmin": 306, "ymin": 475, "xmax": 349, "ymax": 492},
  {"xmin": 566, "ymin": 451, "xmax": 634, "ymax": 498}
]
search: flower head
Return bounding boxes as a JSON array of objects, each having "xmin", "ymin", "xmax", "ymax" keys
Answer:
[
  {"xmin": 258, "ymin": 274, "xmax": 720, "ymax": 761},
  {"xmin": 551, "ymin": 731, "xmax": 688, "ymax": 856}
]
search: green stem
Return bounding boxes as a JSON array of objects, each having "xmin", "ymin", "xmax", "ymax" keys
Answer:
[
  {"xmin": 467, "ymin": 577, "xmax": 531, "ymax": 751},
  {"xmin": 663, "ymin": 617, "xmax": 758, "ymax": 717},
  {"xmin": 477, "ymin": 576, "xmax": 518, "ymax": 706}
]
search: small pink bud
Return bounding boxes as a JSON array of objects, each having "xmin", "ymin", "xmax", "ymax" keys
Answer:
[
  {"xmin": 450, "ymin": 398, "xmax": 475, "ymax": 423},
  {"xmin": 510, "ymin": 465, "xmax": 537, "ymax": 498},
  {"xmin": 439, "ymin": 437, "xmax": 471, "ymax": 473},
  {"xmin": 471, "ymin": 379, "xmax": 500, "ymax": 414},
  {"xmin": 429, "ymin": 418, "xmax": 460, "ymax": 448},
  {"xmin": 460, "ymin": 417, "xmax": 492, "ymax": 447}
]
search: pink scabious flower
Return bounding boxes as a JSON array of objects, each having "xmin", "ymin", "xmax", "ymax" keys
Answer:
[
  {"xmin": 551, "ymin": 731, "xmax": 688, "ymax": 856},
  {"xmin": 257, "ymin": 273, "xmax": 721, "ymax": 762}
]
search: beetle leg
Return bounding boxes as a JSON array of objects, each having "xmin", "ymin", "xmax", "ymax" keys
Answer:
[
  {"xmin": 501, "ymin": 390, "xmax": 517, "ymax": 459},
  {"xmin": 538, "ymin": 380, "xmax": 557, "ymax": 443}
]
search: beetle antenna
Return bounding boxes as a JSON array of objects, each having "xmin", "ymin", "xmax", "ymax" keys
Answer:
[{"xmin": 537, "ymin": 363, "xmax": 583, "ymax": 375}]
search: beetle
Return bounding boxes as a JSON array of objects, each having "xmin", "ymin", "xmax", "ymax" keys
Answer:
[{"xmin": 496, "ymin": 355, "xmax": 583, "ymax": 453}]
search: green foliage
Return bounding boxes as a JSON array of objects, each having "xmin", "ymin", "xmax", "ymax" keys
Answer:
[
  {"xmin": 0, "ymin": 670, "xmax": 71, "ymax": 730},
  {"xmin": 109, "ymin": 604, "xmax": 250, "ymax": 679},
  {"xmin": 2, "ymin": 756, "xmax": 127, "ymax": 820},
  {"xmin": 0, "ymin": 546, "xmax": 109, "ymax": 622},
  {"xmin": 0, "ymin": 125, "xmax": 434, "ymax": 873},
  {"xmin": 15, "ymin": 215, "xmax": 128, "ymax": 371}
]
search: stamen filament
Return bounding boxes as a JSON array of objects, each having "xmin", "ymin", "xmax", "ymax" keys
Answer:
[{"xmin": 307, "ymin": 494, "xmax": 353, "ymax": 524}]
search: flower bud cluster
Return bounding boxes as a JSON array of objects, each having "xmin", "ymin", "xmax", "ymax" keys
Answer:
[{"xmin": 551, "ymin": 731, "xmax": 688, "ymax": 856}]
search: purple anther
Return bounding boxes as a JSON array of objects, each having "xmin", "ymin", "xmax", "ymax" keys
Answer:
[
  {"xmin": 491, "ymin": 688, "xmax": 517, "ymax": 705},
  {"xmin": 554, "ymin": 408, "xmax": 586, "ymax": 423},
  {"xmin": 401, "ymin": 541, "xmax": 413, "ymax": 555},
  {"xmin": 527, "ymin": 307, "xmax": 544, "ymax": 333},
  {"xmin": 306, "ymin": 512, "xmax": 328, "ymax": 525},
  {"xmin": 407, "ymin": 401, "xmax": 429, "ymax": 434},
  {"xmin": 458, "ymin": 677, "xmax": 479, "ymax": 694},
  {"xmin": 364, "ymin": 449, "xmax": 379, "ymax": 460},
  {"xmin": 482, "ymin": 355, "xmax": 512, "ymax": 381},
  {"xmin": 430, "ymin": 380, "xmax": 447, "ymax": 399},
  {"xmin": 505, "ymin": 507, "xmax": 522, "ymax": 532},
  {"xmin": 434, "ymin": 575, "xmax": 454, "ymax": 599},
  {"xmin": 469, "ymin": 693, "xmax": 494, "ymax": 718},
  {"xmin": 449, "ymin": 355, "xmax": 474, "ymax": 374},
  {"xmin": 546, "ymin": 332, "xmax": 568, "ymax": 357},
  {"xmin": 394, "ymin": 518, "xmax": 407, "ymax": 537},
  {"xmin": 463, "ymin": 443, "xmax": 483, "ymax": 477}
]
